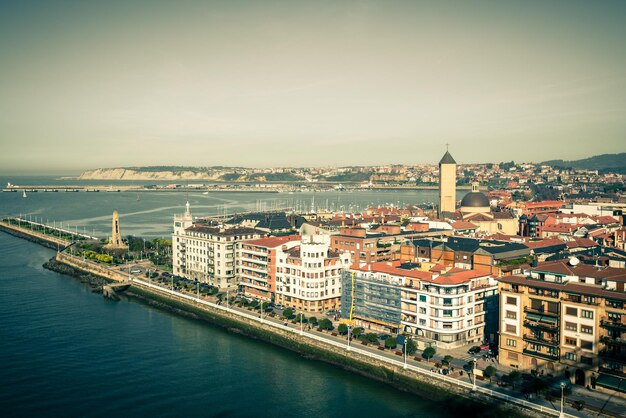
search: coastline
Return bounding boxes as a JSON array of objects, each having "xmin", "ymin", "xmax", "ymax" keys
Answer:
[
  {"xmin": 0, "ymin": 223, "xmax": 580, "ymax": 417},
  {"xmin": 49, "ymin": 256, "xmax": 531, "ymax": 418}
]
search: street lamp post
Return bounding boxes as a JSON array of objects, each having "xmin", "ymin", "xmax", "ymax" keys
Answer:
[
  {"xmin": 472, "ymin": 359, "xmax": 477, "ymax": 391},
  {"xmin": 347, "ymin": 325, "xmax": 351, "ymax": 351},
  {"xmin": 226, "ymin": 289, "xmax": 230, "ymax": 310},
  {"xmin": 300, "ymin": 311, "xmax": 303, "ymax": 336},
  {"xmin": 403, "ymin": 338, "xmax": 408, "ymax": 369},
  {"xmin": 560, "ymin": 382, "xmax": 566, "ymax": 418}
]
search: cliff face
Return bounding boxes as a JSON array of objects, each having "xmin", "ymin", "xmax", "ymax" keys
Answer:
[{"xmin": 79, "ymin": 168, "xmax": 223, "ymax": 181}]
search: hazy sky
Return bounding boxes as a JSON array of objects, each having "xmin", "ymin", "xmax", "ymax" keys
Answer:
[{"xmin": 1, "ymin": 0, "xmax": 625, "ymax": 173}]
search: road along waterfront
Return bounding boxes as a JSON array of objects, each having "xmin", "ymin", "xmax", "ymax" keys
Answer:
[
  {"xmin": 0, "ymin": 217, "xmax": 591, "ymax": 417},
  {"xmin": 0, "ymin": 232, "xmax": 458, "ymax": 418},
  {"xmin": 46, "ymin": 236, "xmax": 578, "ymax": 417}
]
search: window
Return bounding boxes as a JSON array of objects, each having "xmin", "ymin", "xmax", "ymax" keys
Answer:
[
  {"xmin": 564, "ymin": 352, "xmax": 577, "ymax": 361},
  {"xmin": 506, "ymin": 338, "xmax": 517, "ymax": 347},
  {"xmin": 581, "ymin": 309, "xmax": 594, "ymax": 319},
  {"xmin": 565, "ymin": 322, "xmax": 577, "ymax": 332},
  {"xmin": 565, "ymin": 337, "xmax": 576, "ymax": 346},
  {"xmin": 580, "ymin": 340, "xmax": 593, "ymax": 350},
  {"xmin": 581, "ymin": 325, "xmax": 593, "ymax": 334},
  {"xmin": 505, "ymin": 324, "xmax": 517, "ymax": 334},
  {"xmin": 506, "ymin": 296, "xmax": 517, "ymax": 306},
  {"xmin": 565, "ymin": 307, "xmax": 577, "ymax": 316},
  {"xmin": 581, "ymin": 356, "xmax": 593, "ymax": 365},
  {"xmin": 507, "ymin": 352, "xmax": 518, "ymax": 360},
  {"xmin": 506, "ymin": 310, "xmax": 517, "ymax": 320},
  {"xmin": 419, "ymin": 295, "xmax": 427, "ymax": 302},
  {"xmin": 443, "ymin": 310, "xmax": 452, "ymax": 317}
]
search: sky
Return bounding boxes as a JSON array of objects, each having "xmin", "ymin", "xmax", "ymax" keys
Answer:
[{"xmin": 1, "ymin": 0, "xmax": 625, "ymax": 173}]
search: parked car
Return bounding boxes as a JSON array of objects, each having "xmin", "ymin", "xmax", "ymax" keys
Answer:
[
  {"xmin": 378, "ymin": 334, "xmax": 391, "ymax": 340},
  {"xmin": 468, "ymin": 346, "xmax": 481, "ymax": 355}
]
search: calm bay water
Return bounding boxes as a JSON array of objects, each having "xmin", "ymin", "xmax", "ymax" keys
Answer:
[{"xmin": 0, "ymin": 176, "xmax": 451, "ymax": 417}]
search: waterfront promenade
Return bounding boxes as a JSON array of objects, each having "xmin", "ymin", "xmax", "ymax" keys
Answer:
[
  {"xmin": 53, "ymin": 250, "xmax": 589, "ymax": 418},
  {"xmin": 2, "ymin": 221, "xmax": 624, "ymax": 417}
]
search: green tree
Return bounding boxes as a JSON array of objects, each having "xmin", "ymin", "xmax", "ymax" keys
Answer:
[
  {"xmin": 337, "ymin": 323, "xmax": 348, "ymax": 335},
  {"xmin": 508, "ymin": 370, "xmax": 522, "ymax": 389},
  {"xmin": 282, "ymin": 308, "xmax": 293, "ymax": 319},
  {"xmin": 362, "ymin": 333, "xmax": 379, "ymax": 344},
  {"xmin": 422, "ymin": 346, "xmax": 436, "ymax": 362},
  {"xmin": 384, "ymin": 337, "xmax": 397, "ymax": 349},
  {"xmin": 442, "ymin": 355, "xmax": 453, "ymax": 366},
  {"xmin": 308, "ymin": 316, "xmax": 318, "ymax": 326},
  {"xmin": 404, "ymin": 338, "xmax": 417, "ymax": 355},
  {"xmin": 463, "ymin": 362, "xmax": 474, "ymax": 373},
  {"xmin": 527, "ymin": 377, "xmax": 549, "ymax": 396},
  {"xmin": 351, "ymin": 327, "xmax": 363, "ymax": 339},
  {"xmin": 484, "ymin": 366, "xmax": 497, "ymax": 383},
  {"xmin": 318, "ymin": 318, "xmax": 333, "ymax": 330}
]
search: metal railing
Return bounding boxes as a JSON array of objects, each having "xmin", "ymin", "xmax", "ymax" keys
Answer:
[{"xmin": 127, "ymin": 275, "xmax": 576, "ymax": 418}]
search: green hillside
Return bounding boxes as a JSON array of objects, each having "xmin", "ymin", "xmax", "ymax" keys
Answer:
[{"xmin": 541, "ymin": 153, "xmax": 626, "ymax": 173}]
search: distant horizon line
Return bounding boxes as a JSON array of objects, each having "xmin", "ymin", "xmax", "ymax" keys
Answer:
[{"xmin": 1, "ymin": 151, "xmax": 624, "ymax": 176}]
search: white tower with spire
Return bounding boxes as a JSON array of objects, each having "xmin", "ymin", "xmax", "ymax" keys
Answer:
[{"xmin": 174, "ymin": 201, "xmax": 193, "ymax": 235}]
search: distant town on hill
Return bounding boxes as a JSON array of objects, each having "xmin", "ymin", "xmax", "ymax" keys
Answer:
[{"xmin": 77, "ymin": 153, "xmax": 626, "ymax": 189}]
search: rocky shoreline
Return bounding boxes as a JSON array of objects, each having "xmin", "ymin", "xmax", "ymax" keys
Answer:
[{"xmin": 43, "ymin": 258, "xmax": 109, "ymax": 293}]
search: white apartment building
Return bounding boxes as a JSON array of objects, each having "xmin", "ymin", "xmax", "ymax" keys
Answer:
[
  {"xmin": 172, "ymin": 203, "xmax": 263, "ymax": 288},
  {"xmin": 274, "ymin": 227, "xmax": 351, "ymax": 313},
  {"xmin": 342, "ymin": 262, "xmax": 498, "ymax": 349}
]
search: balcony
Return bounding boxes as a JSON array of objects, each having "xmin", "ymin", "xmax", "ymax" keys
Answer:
[
  {"xmin": 523, "ymin": 334, "xmax": 559, "ymax": 346},
  {"xmin": 600, "ymin": 319, "xmax": 626, "ymax": 331},
  {"xmin": 561, "ymin": 296, "xmax": 600, "ymax": 306},
  {"xmin": 605, "ymin": 300, "xmax": 624, "ymax": 309},
  {"xmin": 599, "ymin": 349, "xmax": 626, "ymax": 364},
  {"xmin": 600, "ymin": 336, "xmax": 626, "ymax": 347},
  {"xmin": 502, "ymin": 287, "xmax": 524, "ymax": 294},
  {"xmin": 524, "ymin": 320, "xmax": 558, "ymax": 331},
  {"xmin": 523, "ymin": 348, "xmax": 559, "ymax": 361},
  {"xmin": 524, "ymin": 306, "xmax": 559, "ymax": 316}
]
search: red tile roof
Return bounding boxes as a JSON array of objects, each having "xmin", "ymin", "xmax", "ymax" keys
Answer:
[
  {"xmin": 498, "ymin": 275, "xmax": 626, "ymax": 301},
  {"xmin": 565, "ymin": 238, "xmax": 598, "ymax": 249},
  {"xmin": 531, "ymin": 260, "xmax": 626, "ymax": 282},
  {"xmin": 352, "ymin": 262, "xmax": 433, "ymax": 280},
  {"xmin": 245, "ymin": 235, "xmax": 300, "ymax": 248},
  {"xmin": 525, "ymin": 238, "xmax": 565, "ymax": 249},
  {"xmin": 431, "ymin": 269, "xmax": 492, "ymax": 285},
  {"xmin": 451, "ymin": 220, "xmax": 478, "ymax": 230}
]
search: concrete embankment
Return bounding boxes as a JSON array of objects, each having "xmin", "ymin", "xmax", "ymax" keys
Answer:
[
  {"xmin": 0, "ymin": 221, "xmax": 71, "ymax": 250},
  {"xmin": 48, "ymin": 252, "xmax": 539, "ymax": 418}
]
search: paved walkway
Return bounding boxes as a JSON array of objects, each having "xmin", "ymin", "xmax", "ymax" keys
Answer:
[{"xmin": 95, "ymin": 257, "xmax": 625, "ymax": 418}]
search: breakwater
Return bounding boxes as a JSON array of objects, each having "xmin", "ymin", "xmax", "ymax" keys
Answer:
[{"xmin": 0, "ymin": 221, "xmax": 71, "ymax": 250}]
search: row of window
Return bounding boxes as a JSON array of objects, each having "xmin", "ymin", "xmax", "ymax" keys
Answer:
[{"xmin": 564, "ymin": 321, "xmax": 593, "ymax": 334}]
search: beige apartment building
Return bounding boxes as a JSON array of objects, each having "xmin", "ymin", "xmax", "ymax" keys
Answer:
[{"xmin": 498, "ymin": 259, "xmax": 626, "ymax": 393}]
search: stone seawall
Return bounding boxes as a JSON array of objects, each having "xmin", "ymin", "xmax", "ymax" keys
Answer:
[{"xmin": 49, "ymin": 252, "xmax": 537, "ymax": 418}]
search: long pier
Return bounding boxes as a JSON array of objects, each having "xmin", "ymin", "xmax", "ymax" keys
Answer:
[{"xmin": 0, "ymin": 217, "xmax": 98, "ymax": 242}]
